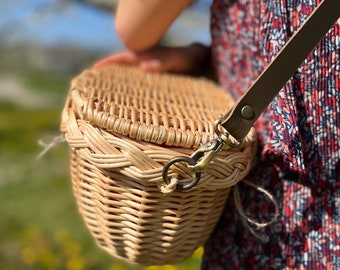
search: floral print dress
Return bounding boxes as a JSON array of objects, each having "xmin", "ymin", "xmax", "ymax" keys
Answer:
[{"xmin": 201, "ymin": 0, "xmax": 340, "ymax": 269}]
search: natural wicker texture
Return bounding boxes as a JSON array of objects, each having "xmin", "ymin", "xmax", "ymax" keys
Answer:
[{"xmin": 61, "ymin": 64, "xmax": 256, "ymax": 265}]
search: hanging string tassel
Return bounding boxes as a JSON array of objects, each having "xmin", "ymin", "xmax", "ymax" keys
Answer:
[
  {"xmin": 233, "ymin": 180, "xmax": 279, "ymax": 242},
  {"xmin": 37, "ymin": 134, "xmax": 65, "ymax": 160}
]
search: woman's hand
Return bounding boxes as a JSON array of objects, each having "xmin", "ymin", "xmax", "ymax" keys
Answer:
[{"xmin": 93, "ymin": 43, "xmax": 211, "ymax": 76}]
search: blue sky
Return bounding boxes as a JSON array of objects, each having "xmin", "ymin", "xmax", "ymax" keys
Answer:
[
  {"xmin": 0, "ymin": 0, "xmax": 122, "ymax": 51},
  {"xmin": 0, "ymin": 0, "xmax": 210, "ymax": 53}
]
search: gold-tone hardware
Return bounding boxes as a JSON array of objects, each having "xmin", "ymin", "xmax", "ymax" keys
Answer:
[{"xmin": 241, "ymin": 105, "xmax": 255, "ymax": 120}]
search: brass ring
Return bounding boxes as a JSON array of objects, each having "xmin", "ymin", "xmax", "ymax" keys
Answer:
[{"xmin": 162, "ymin": 156, "xmax": 201, "ymax": 191}]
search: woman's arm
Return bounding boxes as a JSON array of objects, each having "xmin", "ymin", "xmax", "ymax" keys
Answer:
[{"xmin": 115, "ymin": 0, "xmax": 193, "ymax": 51}]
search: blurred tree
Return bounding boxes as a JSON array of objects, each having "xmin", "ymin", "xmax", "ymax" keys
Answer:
[{"xmin": 72, "ymin": 0, "xmax": 117, "ymax": 12}]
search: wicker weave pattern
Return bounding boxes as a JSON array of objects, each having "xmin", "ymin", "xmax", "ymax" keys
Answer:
[{"xmin": 61, "ymin": 65, "xmax": 255, "ymax": 265}]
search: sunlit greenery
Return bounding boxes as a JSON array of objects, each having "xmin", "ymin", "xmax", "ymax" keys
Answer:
[{"xmin": 0, "ymin": 68, "xmax": 202, "ymax": 269}]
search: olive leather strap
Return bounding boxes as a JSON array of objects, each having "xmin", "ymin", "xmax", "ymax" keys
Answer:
[{"xmin": 220, "ymin": 0, "xmax": 340, "ymax": 142}]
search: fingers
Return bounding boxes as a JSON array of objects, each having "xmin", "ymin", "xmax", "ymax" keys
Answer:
[
  {"xmin": 139, "ymin": 59, "xmax": 164, "ymax": 72},
  {"xmin": 93, "ymin": 49, "xmax": 169, "ymax": 72},
  {"xmin": 93, "ymin": 51, "xmax": 139, "ymax": 68},
  {"xmin": 138, "ymin": 48, "xmax": 188, "ymax": 73}
]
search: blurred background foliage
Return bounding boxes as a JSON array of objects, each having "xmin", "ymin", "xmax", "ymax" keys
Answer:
[{"xmin": 0, "ymin": 0, "xmax": 210, "ymax": 269}]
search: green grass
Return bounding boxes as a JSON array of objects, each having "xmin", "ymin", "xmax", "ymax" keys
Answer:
[
  {"xmin": 21, "ymin": 69, "xmax": 70, "ymax": 94},
  {"xmin": 0, "ymin": 69, "xmax": 202, "ymax": 270}
]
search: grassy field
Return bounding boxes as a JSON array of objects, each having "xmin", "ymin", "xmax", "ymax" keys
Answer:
[{"xmin": 0, "ymin": 68, "xmax": 202, "ymax": 270}]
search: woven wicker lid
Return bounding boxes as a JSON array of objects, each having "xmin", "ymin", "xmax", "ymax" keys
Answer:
[{"xmin": 64, "ymin": 64, "xmax": 237, "ymax": 149}]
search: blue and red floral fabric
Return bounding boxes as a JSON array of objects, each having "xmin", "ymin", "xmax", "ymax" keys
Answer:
[{"xmin": 202, "ymin": 0, "xmax": 340, "ymax": 269}]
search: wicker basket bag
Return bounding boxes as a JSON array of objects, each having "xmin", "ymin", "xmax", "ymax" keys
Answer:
[{"xmin": 60, "ymin": 64, "xmax": 256, "ymax": 265}]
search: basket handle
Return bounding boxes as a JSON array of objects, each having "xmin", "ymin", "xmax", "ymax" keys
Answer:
[{"xmin": 220, "ymin": 0, "xmax": 339, "ymax": 142}]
